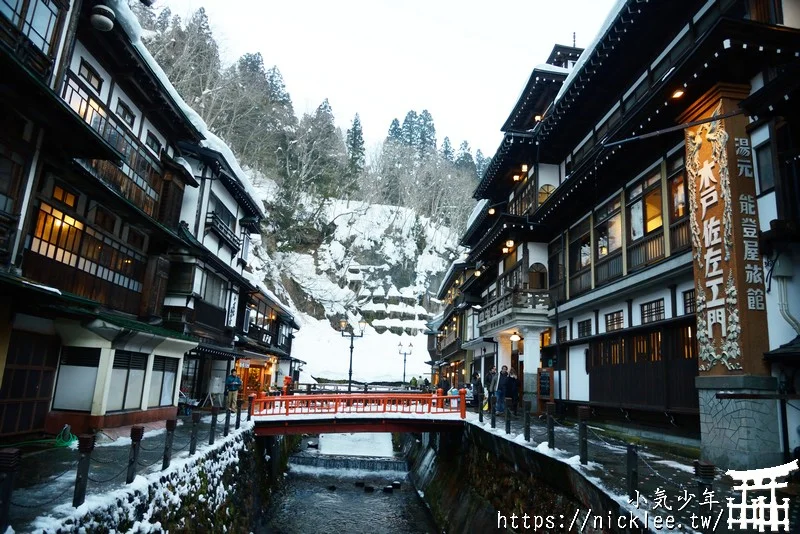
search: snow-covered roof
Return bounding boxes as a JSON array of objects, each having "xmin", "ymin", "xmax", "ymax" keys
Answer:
[
  {"xmin": 110, "ymin": 0, "xmax": 265, "ymax": 218},
  {"xmin": 465, "ymin": 199, "xmax": 488, "ymax": 231},
  {"xmin": 533, "ymin": 63, "xmax": 571, "ymax": 75},
  {"xmin": 553, "ymin": 0, "xmax": 627, "ymax": 105},
  {"xmin": 386, "ymin": 285, "xmax": 401, "ymax": 298},
  {"xmin": 372, "ymin": 286, "xmax": 386, "ymax": 298}
]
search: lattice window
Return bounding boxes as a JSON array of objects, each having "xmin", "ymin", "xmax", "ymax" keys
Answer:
[
  {"xmin": 641, "ymin": 299, "xmax": 665, "ymax": 324},
  {"xmin": 605, "ymin": 310, "xmax": 624, "ymax": 332}
]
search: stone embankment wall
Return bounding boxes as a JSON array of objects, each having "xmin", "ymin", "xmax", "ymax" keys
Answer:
[
  {"xmin": 407, "ymin": 424, "xmax": 636, "ymax": 533},
  {"xmin": 34, "ymin": 430, "xmax": 298, "ymax": 533}
]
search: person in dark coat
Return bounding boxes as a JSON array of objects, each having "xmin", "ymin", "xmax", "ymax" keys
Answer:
[
  {"xmin": 471, "ymin": 371, "xmax": 483, "ymax": 413},
  {"xmin": 507, "ymin": 368, "xmax": 519, "ymax": 416},
  {"xmin": 485, "ymin": 366, "xmax": 497, "ymax": 411}
]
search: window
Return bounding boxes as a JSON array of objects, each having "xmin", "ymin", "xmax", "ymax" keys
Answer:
[
  {"xmin": 51, "ymin": 347, "xmax": 100, "ymax": 411},
  {"xmin": 528, "ymin": 263, "xmax": 547, "ymax": 290},
  {"xmin": 200, "ymin": 268, "xmax": 227, "ymax": 308},
  {"xmin": 93, "ymin": 205, "xmax": 116, "ymax": 234},
  {"xmin": 605, "ymin": 310, "xmax": 624, "ymax": 332},
  {"xmin": 569, "ymin": 218, "xmax": 591, "ymax": 271},
  {"xmin": 4, "ymin": 0, "xmax": 62, "ymax": 55},
  {"xmin": 52, "ymin": 183, "xmax": 76, "ymax": 208},
  {"xmin": 107, "ymin": 350, "xmax": 147, "ymax": 411},
  {"xmin": 279, "ymin": 323, "xmax": 291, "ymax": 347},
  {"xmin": 577, "ymin": 319, "xmax": 592, "ymax": 338},
  {"xmin": 683, "ymin": 289, "xmax": 696, "ymax": 315},
  {"xmin": 209, "ymin": 193, "xmax": 235, "ymax": 232},
  {"xmin": 167, "ymin": 262, "xmax": 194, "ymax": 293},
  {"xmin": 126, "ymin": 227, "xmax": 145, "ymax": 251},
  {"xmin": 145, "ymin": 131, "xmax": 161, "ymax": 156},
  {"xmin": 78, "ymin": 60, "xmax": 102, "ymax": 93},
  {"xmin": 755, "ymin": 142, "xmax": 774, "ymax": 194},
  {"xmin": 627, "ymin": 171, "xmax": 662, "ymax": 241},
  {"xmin": 641, "ymin": 299, "xmax": 665, "ymax": 324},
  {"xmin": 148, "ymin": 356, "xmax": 178, "ymax": 407},
  {"xmin": 540, "ymin": 329, "xmax": 551, "ymax": 347},
  {"xmin": 669, "ymin": 172, "xmax": 687, "ymax": 220},
  {"xmin": 0, "ymin": 144, "xmax": 25, "ymax": 214},
  {"xmin": 30, "ymin": 202, "xmax": 83, "ymax": 266},
  {"xmin": 557, "ymin": 325, "xmax": 568, "ymax": 343},
  {"xmin": 594, "ymin": 197, "xmax": 622, "ymax": 259},
  {"xmin": 116, "ymin": 100, "xmax": 135, "ymax": 128},
  {"xmin": 538, "ymin": 184, "xmax": 555, "ymax": 205}
]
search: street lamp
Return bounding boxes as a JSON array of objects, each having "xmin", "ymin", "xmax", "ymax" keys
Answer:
[
  {"xmin": 398, "ymin": 341, "xmax": 413, "ymax": 384},
  {"xmin": 339, "ymin": 318, "xmax": 367, "ymax": 393}
]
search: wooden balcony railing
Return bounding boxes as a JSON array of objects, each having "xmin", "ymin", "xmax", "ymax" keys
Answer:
[
  {"xmin": 194, "ymin": 298, "xmax": 226, "ymax": 330},
  {"xmin": 0, "ymin": 15, "xmax": 55, "ymax": 80},
  {"xmin": 206, "ymin": 212, "xmax": 241, "ymax": 251},
  {"xmin": 670, "ymin": 218, "xmax": 690, "ymax": 253},
  {"xmin": 569, "ymin": 268, "xmax": 592, "ymax": 298},
  {"xmin": 594, "ymin": 251, "xmax": 623, "ymax": 287},
  {"xmin": 627, "ymin": 232, "xmax": 664, "ymax": 271},
  {"xmin": 477, "ymin": 288, "xmax": 550, "ymax": 323},
  {"xmin": 0, "ymin": 214, "xmax": 18, "ymax": 266}
]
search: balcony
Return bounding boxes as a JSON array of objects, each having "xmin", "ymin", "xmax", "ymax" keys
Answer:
[
  {"xmin": 477, "ymin": 287, "xmax": 550, "ymax": 331},
  {"xmin": 206, "ymin": 211, "xmax": 241, "ymax": 251},
  {"xmin": 193, "ymin": 298, "xmax": 226, "ymax": 330},
  {"xmin": 569, "ymin": 268, "xmax": 591, "ymax": 298},
  {"xmin": 627, "ymin": 232, "xmax": 664, "ymax": 272},
  {"xmin": 594, "ymin": 251, "xmax": 623, "ymax": 287},
  {"xmin": 0, "ymin": 8, "xmax": 55, "ymax": 80},
  {"xmin": 670, "ymin": 218, "xmax": 690, "ymax": 253}
]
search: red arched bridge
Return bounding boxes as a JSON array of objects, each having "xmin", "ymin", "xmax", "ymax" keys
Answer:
[{"xmin": 249, "ymin": 390, "xmax": 468, "ymax": 436}]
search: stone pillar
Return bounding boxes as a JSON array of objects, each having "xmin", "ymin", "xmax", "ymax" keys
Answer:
[{"xmin": 681, "ymin": 83, "xmax": 779, "ymax": 469}]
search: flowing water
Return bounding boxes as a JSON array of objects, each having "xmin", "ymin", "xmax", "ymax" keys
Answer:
[{"xmin": 258, "ymin": 433, "xmax": 438, "ymax": 533}]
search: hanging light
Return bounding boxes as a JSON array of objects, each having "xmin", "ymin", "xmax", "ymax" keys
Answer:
[
  {"xmin": 521, "ymin": 164, "xmax": 528, "ymax": 173},
  {"xmin": 513, "ymin": 174, "xmax": 521, "ymax": 182},
  {"xmin": 488, "ymin": 207, "xmax": 496, "ymax": 215},
  {"xmin": 671, "ymin": 88, "xmax": 685, "ymax": 99},
  {"xmin": 91, "ymin": 4, "xmax": 116, "ymax": 31},
  {"xmin": 510, "ymin": 332, "xmax": 521, "ymax": 342},
  {"xmin": 535, "ymin": 115, "xmax": 542, "ymax": 121},
  {"xmin": 505, "ymin": 240, "xmax": 514, "ymax": 248},
  {"xmin": 474, "ymin": 270, "xmax": 481, "ymax": 277},
  {"xmin": 502, "ymin": 247, "xmax": 509, "ymax": 254}
]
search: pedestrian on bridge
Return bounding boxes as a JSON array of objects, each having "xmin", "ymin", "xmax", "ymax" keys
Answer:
[
  {"xmin": 471, "ymin": 371, "xmax": 483, "ymax": 414},
  {"xmin": 225, "ymin": 370, "xmax": 242, "ymax": 412}
]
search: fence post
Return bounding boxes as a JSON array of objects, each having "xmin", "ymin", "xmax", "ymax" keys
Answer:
[
  {"xmin": 0, "ymin": 448, "xmax": 20, "ymax": 529},
  {"xmin": 694, "ymin": 460, "xmax": 715, "ymax": 496},
  {"xmin": 223, "ymin": 407, "xmax": 231, "ymax": 437},
  {"xmin": 578, "ymin": 406, "xmax": 589, "ymax": 465},
  {"xmin": 546, "ymin": 402, "xmax": 555, "ymax": 449},
  {"xmin": 627, "ymin": 444, "xmax": 639, "ymax": 502},
  {"xmin": 236, "ymin": 399, "xmax": 243, "ymax": 429},
  {"xmin": 209, "ymin": 407, "xmax": 219, "ymax": 446},
  {"xmin": 126, "ymin": 426, "xmax": 144, "ymax": 484},
  {"xmin": 459, "ymin": 389, "xmax": 466, "ymax": 419},
  {"xmin": 490, "ymin": 398, "xmax": 496, "ymax": 429},
  {"xmin": 162, "ymin": 419, "xmax": 177, "ymax": 470},
  {"xmin": 71, "ymin": 435, "xmax": 94, "ymax": 508},
  {"xmin": 248, "ymin": 394, "xmax": 255, "ymax": 421},
  {"xmin": 524, "ymin": 401, "xmax": 531, "ymax": 442},
  {"xmin": 505, "ymin": 401, "xmax": 511, "ymax": 434},
  {"xmin": 478, "ymin": 393, "xmax": 484, "ymax": 423},
  {"xmin": 189, "ymin": 411, "xmax": 201, "ymax": 455}
]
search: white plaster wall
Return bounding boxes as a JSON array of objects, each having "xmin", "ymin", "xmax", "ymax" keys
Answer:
[
  {"xmin": 783, "ymin": 0, "xmax": 800, "ymax": 28},
  {"xmin": 527, "ymin": 242, "xmax": 548, "ymax": 268},
  {"xmin": 630, "ymin": 288, "xmax": 672, "ymax": 327},
  {"xmin": 70, "ymin": 42, "xmax": 111, "ymax": 102},
  {"xmin": 539, "ymin": 163, "xmax": 560, "ymax": 188},
  {"xmin": 568, "ymin": 344, "xmax": 589, "ymax": 401},
  {"xmin": 675, "ymin": 279, "xmax": 696, "ymax": 316}
]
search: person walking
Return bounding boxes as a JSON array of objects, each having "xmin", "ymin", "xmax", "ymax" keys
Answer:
[
  {"xmin": 494, "ymin": 365, "xmax": 509, "ymax": 415},
  {"xmin": 485, "ymin": 366, "xmax": 497, "ymax": 412},
  {"xmin": 471, "ymin": 371, "xmax": 483, "ymax": 414},
  {"xmin": 507, "ymin": 368, "xmax": 519, "ymax": 416},
  {"xmin": 225, "ymin": 370, "xmax": 242, "ymax": 412}
]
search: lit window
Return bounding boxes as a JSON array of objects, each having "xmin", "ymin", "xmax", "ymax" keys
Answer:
[
  {"xmin": 145, "ymin": 131, "xmax": 162, "ymax": 156},
  {"xmin": 52, "ymin": 183, "xmax": 77, "ymax": 208},
  {"xmin": 605, "ymin": 310, "xmax": 624, "ymax": 332},
  {"xmin": 641, "ymin": 299, "xmax": 665, "ymax": 324},
  {"xmin": 116, "ymin": 100, "xmax": 135, "ymax": 128},
  {"xmin": 683, "ymin": 289, "xmax": 696, "ymax": 315},
  {"xmin": 628, "ymin": 171, "xmax": 663, "ymax": 241},
  {"xmin": 577, "ymin": 319, "xmax": 592, "ymax": 338}
]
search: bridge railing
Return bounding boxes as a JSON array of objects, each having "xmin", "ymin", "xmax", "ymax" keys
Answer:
[{"xmin": 250, "ymin": 390, "xmax": 467, "ymax": 419}]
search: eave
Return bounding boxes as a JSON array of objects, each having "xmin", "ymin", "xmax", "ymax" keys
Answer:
[
  {"xmin": 466, "ymin": 214, "xmax": 549, "ymax": 265},
  {"xmin": 500, "ymin": 67, "xmax": 567, "ymax": 132}
]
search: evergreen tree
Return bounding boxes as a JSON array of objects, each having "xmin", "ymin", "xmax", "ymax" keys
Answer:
[
  {"xmin": 346, "ymin": 113, "xmax": 366, "ymax": 178},
  {"xmin": 417, "ymin": 110, "xmax": 436, "ymax": 158},
  {"xmin": 387, "ymin": 118, "xmax": 403, "ymax": 143},
  {"xmin": 455, "ymin": 141, "xmax": 477, "ymax": 177},
  {"xmin": 401, "ymin": 110, "xmax": 419, "ymax": 147},
  {"xmin": 155, "ymin": 7, "xmax": 171, "ymax": 32},
  {"xmin": 475, "ymin": 149, "xmax": 490, "ymax": 179},
  {"xmin": 440, "ymin": 137, "xmax": 455, "ymax": 162}
]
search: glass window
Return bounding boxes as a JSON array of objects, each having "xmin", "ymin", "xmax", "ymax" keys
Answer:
[
  {"xmin": 669, "ymin": 173, "xmax": 687, "ymax": 220},
  {"xmin": 209, "ymin": 193, "xmax": 236, "ymax": 231},
  {"xmin": 78, "ymin": 60, "xmax": 102, "ymax": 93},
  {"xmin": 641, "ymin": 299, "xmax": 665, "ymax": 324},
  {"xmin": 107, "ymin": 350, "xmax": 147, "ymax": 411},
  {"xmin": 116, "ymin": 100, "xmax": 135, "ymax": 128},
  {"xmin": 538, "ymin": 184, "xmax": 555, "ymax": 205},
  {"xmin": 605, "ymin": 310, "xmax": 624, "ymax": 332},
  {"xmin": 594, "ymin": 197, "xmax": 622, "ymax": 259},
  {"xmin": 201, "ymin": 268, "xmax": 227, "ymax": 308},
  {"xmin": 569, "ymin": 219, "xmax": 591, "ymax": 271},
  {"xmin": 0, "ymin": 144, "xmax": 25, "ymax": 214},
  {"xmin": 52, "ymin": 183, "xmax": 76, "ymax": 208},
  {"xmin": 683, "ymin": 289, "xmax": 696, "ymax": 315},
  {"xmin": 628, "ymin": 171, "xmax": 663, "ymax": 241},
  {"xmin": 577, "ymin": 319, "xmax": 592, "ymax": 338},
  {"xmin": 1, "ymin": 0, "xmax": 24, "ymax": 25},
  {"xmin": 145, "ymin": 131, "xmax": 161, "ymax": 156},
  {"xmin": 755, "ymin": 142, "xmax": 774, "ymax": 194},
  {"xmin": 94, "ymin": 205, "xmax": 116, "ymax": 234},
  {"xmin": 126, "ymin": 228, "xmax": 145, "ymax": 250},
  {"xmin": 148, "ymin": 356, "xmax": 178, "ymax": 407},
  {"xmin": 557, "ymin": 325, "xmax": 568, "ymax": 343},
  {"xmin": 22, "ymin": 0, "xmax": 59, "ymax": 54}
]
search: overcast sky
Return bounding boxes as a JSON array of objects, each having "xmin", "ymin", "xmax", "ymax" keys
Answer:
[{"xmin": 158, "ymin": 0, "xmax": 618, "ymax": 158}]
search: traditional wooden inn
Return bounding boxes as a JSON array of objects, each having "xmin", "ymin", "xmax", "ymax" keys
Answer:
[
  {"xmin": 0, "ymin": 0, "xmax": 298, "ymax": 438},
  {"xmin": 448, "ymin": 0, "xmax": 800, "ymax": 469}
]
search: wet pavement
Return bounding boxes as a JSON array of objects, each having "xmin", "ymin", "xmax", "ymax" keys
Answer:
[{"xmin": 5, "ymin": 408, "xmax": 245, "ymax": 533}]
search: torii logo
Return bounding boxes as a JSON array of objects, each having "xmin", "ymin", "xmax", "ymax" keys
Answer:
[{"xmin": 726, "ymin": 460, "xmax": 798, "ymax": 531}]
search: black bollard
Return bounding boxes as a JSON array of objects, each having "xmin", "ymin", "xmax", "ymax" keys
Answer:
[
  {"xmin": 627, "ymin": 444, "xmax": 639, "ymax": 502},
  {"xmin": 189, "ymin": 411, "xmax": 201, "ymax": 455},
  {"xmin": 162, "ymin": 419, "xmax": 177, "ymax": 470},
  {"xmin": 546, "ymin": 402, "xmax": 555, "ymax": 449},
  {"xmin": 578, "ymin": 406, "xmax": 589, "ymax": 465},
  {"xmin": 209, "ymin": 406, "xmax": 219, "ymax": 445},
  {"xmin": 524, "ymin": 401, "xmax": 531, "ymax": 442},
  {"xmin": 247, "ymin": 394, "xmax": 255, "ymax": 422},
  {"xmin": 236, "ymin": 399, "xmax": 243, "ymax": 429},
  {"xmin": 505, "ymin": 402, "xmax": 511, "ymax": 434},
  {"xmin": 478, "ymin": 394, "xmax": 483, "ymax": 423},
  {"xmin": 72, "ymin": 435, "xmax": 94, "ymax": 507},
  {"xmin": 490, "ymin": 397, "xmax": 496, "ymax": 428},
  {"xmin": 0, "ymin": 448, "xmax": 20, "ymax": 529},
  {"xmin": 694, "ymin": 460, "xmax": 715, "ymax": 496},
  {"xmin": 223, "ymin": 407, "xmax": 231, "ymax": 437},
  {"xmin": 126, "ymin": 426, "xmax": 144, "ymax": 484}
]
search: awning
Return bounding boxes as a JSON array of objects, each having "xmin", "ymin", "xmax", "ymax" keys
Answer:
[{"xmin": 187, "ymin": 342, "xmax": 240, "ymax": 361}]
